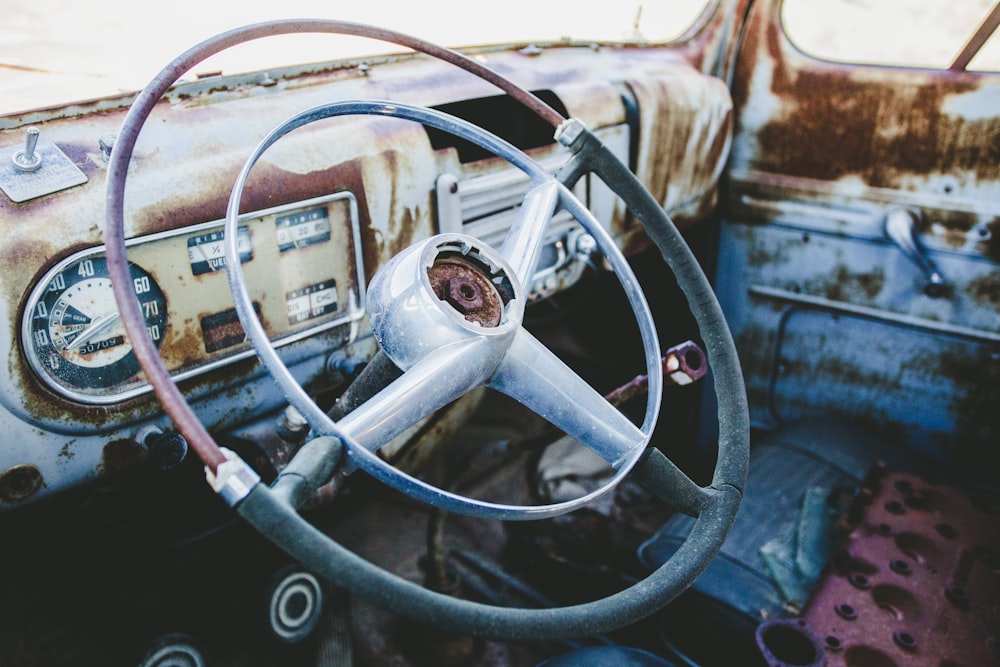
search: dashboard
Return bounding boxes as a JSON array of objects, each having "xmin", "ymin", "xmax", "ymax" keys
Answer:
[{"xmin": 0, "ymin": 43, "xmax": 732, "ymax": 508}]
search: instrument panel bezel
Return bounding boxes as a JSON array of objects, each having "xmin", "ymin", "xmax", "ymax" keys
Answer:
[{"xmin": 20, "ymin": 191, "xmax": 367, "ymax": 405}]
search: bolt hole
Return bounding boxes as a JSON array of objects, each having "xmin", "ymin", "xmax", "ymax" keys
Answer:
[
  {"xmin": 684, "ymin": 349, "xmax": 703, "ymax": 370},
  {"xmin": 825, "ymin": 636, "xmax": 842, "ymax": 651},
  {"xmin": 885, "ymin": 500, "xmax": 905, "ymax": 515},
  {"xmin": 758, "ymin": 623, "xmax": 820, "ymax": 666},
  {"xmin": 893, "ymin": 630, "xmax": 917, "ymax": 650},
  {"xmin": 890, "ymin": 559, "xmax": 912, "ymax": 575},
  {"xmin": 946, "ymin": 586, "xmax": 969, "ymax": 607},
  {"xmin": 835, "ymin": 603, "xmax": 858, "ymax": 620},
  {"xmin": 935, "ymin": 523, "xmax": 957, "ymax": 539}
]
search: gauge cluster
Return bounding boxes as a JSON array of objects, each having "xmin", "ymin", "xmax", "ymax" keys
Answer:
[{"xmin": 21, "ymin": 192, "xmax": 365, "ymax": 405}]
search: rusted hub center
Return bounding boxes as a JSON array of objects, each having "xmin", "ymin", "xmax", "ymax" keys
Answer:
[{"xmin": 427, "ymin": 255, "xmax": 505, "ymax": 327}]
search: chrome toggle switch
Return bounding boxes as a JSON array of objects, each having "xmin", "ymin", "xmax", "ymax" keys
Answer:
[{"xmin": 11, "ymin": 127, "xmax": 43, "ymax": 172}]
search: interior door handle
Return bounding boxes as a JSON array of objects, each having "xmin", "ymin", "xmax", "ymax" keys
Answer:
[{"xmin": 884, "ymin": 207, "xmax": 948, "ymax": 297}]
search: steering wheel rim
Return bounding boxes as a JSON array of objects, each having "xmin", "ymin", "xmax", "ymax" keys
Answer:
[
  {"xmin": 222, "ymin": 99, "xmax": 662, "ymax": 520},
  {"xmin": 104, "ymin": 19, "xmax": 748, "ymax": 641}
]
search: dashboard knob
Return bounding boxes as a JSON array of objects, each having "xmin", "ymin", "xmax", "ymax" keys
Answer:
[
  {"xmin": 12, "ymin": 127, "xmax": 42, "ymax": 172},
  {"xmin": 140, "ymin": 428, "xmax": 189, "ymax": 471}
]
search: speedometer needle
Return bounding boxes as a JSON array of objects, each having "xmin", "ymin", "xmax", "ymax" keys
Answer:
[{"xmin": 65, "ymin": 311, "xmax": 122, "ymax": 351}]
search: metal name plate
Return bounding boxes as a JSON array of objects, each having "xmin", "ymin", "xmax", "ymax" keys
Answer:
[{"xmin": 0, "ymin": 139, "xmax": 88, "ymax": 203}]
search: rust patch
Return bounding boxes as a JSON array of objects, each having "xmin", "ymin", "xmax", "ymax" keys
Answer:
[
  {"xmin": 822, "ymin": 266, "xmax": 886, "ymax": 302},
  {"xmin": 756, "ymin": 70, "xmax": 988, "ymax": 186},
  {"xmin": 57, "ymin": 441, "xmax": 75, "ymax": 461},
  {"xmin": 967, "ymin": 271, "xmax": 1000, "ymax": 308},
  {"xmin": 735, "ymin": 0, "xmax": 1000, "ymax": 189},
  {"xmin": 427, "ymin": 254, "xmax": 505, "ymax": 327},
  {"xmin": 629, "ymin": 70, "xmax": 733, "ymax": 218}
]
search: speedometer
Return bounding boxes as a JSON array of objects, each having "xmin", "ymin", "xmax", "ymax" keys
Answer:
[{"xmin": 23, "ymin": 255, "xmax": 167, "ymax": 402}]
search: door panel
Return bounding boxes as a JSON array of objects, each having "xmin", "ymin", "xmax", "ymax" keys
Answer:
[{"xmin": 719, "ymin": 0, "xmax": 1000, "ymax": 474}]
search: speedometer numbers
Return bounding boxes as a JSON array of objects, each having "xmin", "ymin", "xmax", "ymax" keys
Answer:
[{"xmin": 25, "ymin": 257, "xmax": 167, "ymax": 398}]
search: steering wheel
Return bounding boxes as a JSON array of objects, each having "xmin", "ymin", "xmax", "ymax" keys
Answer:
[{"xmin": 105, "ymin": 20, "xmax": 748, "ymax": 640}]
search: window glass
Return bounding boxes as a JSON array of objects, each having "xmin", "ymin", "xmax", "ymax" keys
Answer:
[
  {"xmin": 782, "ymin": 0, "xmax": 1000, "ymax": 71},
  {"xmin": 0, "ymin": 0, "xmax": 713, "ymax": 114}
]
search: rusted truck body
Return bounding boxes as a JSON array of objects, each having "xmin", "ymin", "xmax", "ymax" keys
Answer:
[{"xmin": 0, "ymin": 1, "xmax": 996, "ymax": 665}]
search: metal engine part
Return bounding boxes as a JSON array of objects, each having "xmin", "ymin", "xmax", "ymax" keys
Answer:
[{"xmin": 796, "ymin": 466, "xmax": 1000, "ymax": 667}]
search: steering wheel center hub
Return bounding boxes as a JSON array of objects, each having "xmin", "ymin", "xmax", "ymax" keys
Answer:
[
  {"xmin": 367, "ymin": 234, "xmax": 522, "ymax": 372},
  {"xmin": 428, "ymin": 253, "xmax": 507, "ymax": 327}
]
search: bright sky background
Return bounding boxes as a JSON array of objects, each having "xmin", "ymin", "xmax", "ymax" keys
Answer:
[{"xmin": 1, "ymin": 1, "xmax": 997, "ymax": 114}]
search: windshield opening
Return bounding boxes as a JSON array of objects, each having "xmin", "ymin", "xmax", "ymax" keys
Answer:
[{"xmin": 1, "ymin": 1, "xmax": 713, "ymax": 115}]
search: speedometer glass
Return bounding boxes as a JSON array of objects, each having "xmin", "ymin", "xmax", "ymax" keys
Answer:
[{"xmin": 25, "ymin": 257, "xmax": 167, "ymax": 401}]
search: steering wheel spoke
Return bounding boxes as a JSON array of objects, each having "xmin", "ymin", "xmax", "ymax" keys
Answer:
[
  {"xmin": 499, "ymin": 180, "xmax": 560, "ymax": 285},
  {"xmin": 335, "ymin": 338, "xmax": 489, "ymax": 453},
  {"xmin": 488, "ymin": 328, "xmax": 646, "ymax": 467}
]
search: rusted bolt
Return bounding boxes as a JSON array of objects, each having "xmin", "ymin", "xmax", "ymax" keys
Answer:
[
  {"xmin": 824, "ymin": 635, "xmax": 843, "ymax": 652},
  {"xmin": 0, "ymin": 464, "xmax": 43, "ymax": 502},
  {"xmin": 427, "ymin": 254, "xmax": 505, "ymax": 327},
  {"xmin": 892, "ymin": 630, "xmax": 917, "ymax": 651},
  {"xmin": 885, "ymin": 500, "xmax": 906, "ymax": 515},
  {"xmin": 445, "ymin": 277, "xmax": 484, "ymax": 313},
  {"xmin": 662, "ymin": 340, "xmax": 707, "ymax": 386},
  {"xmin": 848, "ymin": 573, "xmax": 871, "ymax": 590},
  {"xmin": 834, "ymin": 603, "xmax": 858, "ymax": 620},
  {"xmin": 890, "ymin": 559, "xmax": 912, "ymax": 575},
  {"xmin": 935, "ymin": 523, "xmax": 957, "ymax": 539}
]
